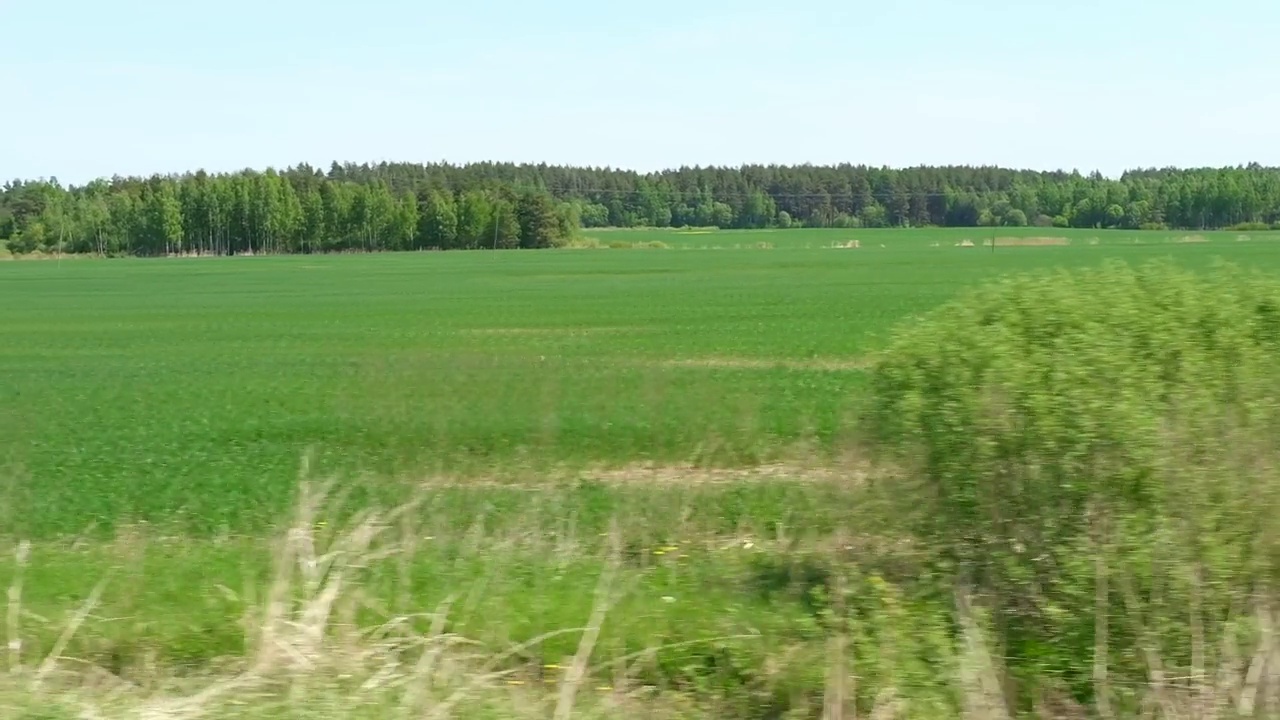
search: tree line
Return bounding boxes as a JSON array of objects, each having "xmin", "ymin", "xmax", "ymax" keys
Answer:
[
  {"xmin": 4, "ymin": 162, "xmax": 1280, "ymax": 255},
  {"xmin": 0, "ymin": 167, "xmax": 573, "ymax": 256}
]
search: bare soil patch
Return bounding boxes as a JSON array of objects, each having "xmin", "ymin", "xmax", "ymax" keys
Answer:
[
  {"xmin": 586, "ymin": 459, "xmax": 866, "ymax": 486},
  {"xmin": 659, "ymin": 356, "xmax": 870, "ymax": 372},
  {"xmin": 412, "ymin": 458, "xmax": 870, "ymax": 490},
  {"xmin": 1177, "ymin": 234, "xmax": 1209, "ymax": 243},
  {"xmin": 460, "ymin": 325, "xmax": 647, "ymax": 337},
  {"xmin": 0, "ymin": 251, "xmax": 86, "ymax": 261},
  {"xmin": 460, "ymin": 327, "xmax": 567, "ymax": 336},
  {"xmin": 990, "ymin": 236, "xmax": 1071, "ymax": 247}
]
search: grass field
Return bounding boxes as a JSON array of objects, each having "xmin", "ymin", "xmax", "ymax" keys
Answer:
[
  {"xmin": 5, "ymin": 227, "xmax": 1280, "ymax": 717},
  {"xmin": 7, "ymin": 227, "xmax": 1280, "ymax": 536},
  {"xmin": 586, "ymin": 225, "xmax": 1280, "ymax": 249}
]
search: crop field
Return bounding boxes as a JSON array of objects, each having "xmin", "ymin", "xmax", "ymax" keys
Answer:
[
  {"xmin": 586, "ymin": 225, "xmax": 1280, "ymax": 249},
  {"xmin": 7, "ymin": 227, "xmax": 1280, "ymax": 536},
  {"xmin": 5, "ymin": 227, "xmax": 1280, "ymax": 717}
]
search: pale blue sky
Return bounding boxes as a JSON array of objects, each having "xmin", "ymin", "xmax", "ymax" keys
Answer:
[{"xmin": 4, "ymin": 0, "xmax": 1278, "ymax": 185}]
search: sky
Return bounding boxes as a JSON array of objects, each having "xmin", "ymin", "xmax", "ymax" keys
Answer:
[{"xmin": 3, "ymin": 0, "xmax": 1279, "ymax": 185}]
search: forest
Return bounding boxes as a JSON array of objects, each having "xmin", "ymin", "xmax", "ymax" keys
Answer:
[{"xmin": 3, "ymin": 161, "xmax": 1280, "ymax": 256}]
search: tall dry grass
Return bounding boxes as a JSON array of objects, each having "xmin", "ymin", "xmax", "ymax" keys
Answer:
[
  {"xmin": 7, "ymin": 476, "xmax": 1280, "ymax": 719},
  {"xmin": 0, "ymin": 476, "xmax": 877, "ymax": 719}
]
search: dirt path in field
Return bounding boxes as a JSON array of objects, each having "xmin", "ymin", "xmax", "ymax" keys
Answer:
[
  {"xmin": 411, "ymin": 458, "xmax": 870, "ymax": 490},
  {"xmin": 586, "ymin": 459, "xmax": 866, "ymax": 485},
  {"xmin": 656, "ymin": 355, "xmax": 872, "ymax": 371},
  {"xmin": 459, "ymin": 325, "xmax": 651, "ymax": 337},
  {"xmin": 990, "ymin": 236, "xmax": 1071, "ymax": 247}
]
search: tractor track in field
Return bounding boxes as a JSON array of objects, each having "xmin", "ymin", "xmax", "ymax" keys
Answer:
[
  {"xmin": 407, "ymin": 459, "xmax": 871, "ymax": 491},
  {"xmin": 656, "ymin": 355, "xmax": 872, "ymax": 372}
]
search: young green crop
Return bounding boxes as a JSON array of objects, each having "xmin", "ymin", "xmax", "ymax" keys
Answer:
[
  {"xmin": 4, "ymin": 229, "xmax": 1280, "ymax": 536},
  {"xmin": 7, "ymin": 229, "xmax": 1280, "ymax": 717}
]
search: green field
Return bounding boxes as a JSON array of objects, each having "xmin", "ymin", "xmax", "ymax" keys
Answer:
[
  {"xmin": 587, "ymin": 225, "xmax": 1280, "ymax": 249},
  {"xmin": 7, "ymin": 227, "xmax": 1280, "ymax": 536},
  {"xmin": 6, "ymin": 227, "xmax": 1280, "ymax": 717}
]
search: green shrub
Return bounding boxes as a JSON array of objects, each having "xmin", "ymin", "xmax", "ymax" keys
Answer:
[
  {"xmin": 863, "ymin": 259, "xmax": 1280, "ymax": 711},
  {"xmin": 6, "ymin": 230, "xmax": 39, "ymax": 254},
  {"xmin": 562, "ymin": 236, "xmax": 604, "ymax": 248}
]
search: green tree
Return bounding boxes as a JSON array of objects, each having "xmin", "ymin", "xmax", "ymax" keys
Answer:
[
  {"xmin": 8, "ymin": 222, "xmax": 46, "ymax": 253},
  {"xmin": 456, "ymin": 190, "xmax": 492, "ymax": 249},
  {"xmin": 143, "ymin": 183, "xmax": 184, "ymax": 255},
  {"xmin": 417, "ymin": 190, "xmax": 458, "ymax": 249},
  {"xmin": 516, "ymin": 191, "xmax": 561, "ymax": 249},
  {"xmin": 1003, "ymin": 208, "xmax": 1028, "ymax": 226},
  {"xmin": 861, "ymin": 203, "xmax": 888, "ymax": 228},
  {"xmin": 297, "ymin": 186, "xmax": 325, "ymax": 253},
  {"xmin": 577, "ymin": 202, "xmax": 609, "ymax": 228},
  {"xmin": 555, "ymin": 201, "xmax": 581, "ymax": 241},
  {"xmin": 739, "ymin": 190, "xmax": 776, "ymax": 228},
  {"xmin": 106, "ymin": 192, "xmax": 138, "ymax": 255},
  {"xmin": 488, "ymin": 196, "xmax": 521, "ymax": 249},
  {"xmin": 319, "ymin": 182, "xmax": 352, "ymax": 251},
  {"xmin": 79, "ymin": 195, "xmax": 110, "ymax": 255},
  {"xmin": 15, "ymin": 160, "xmax": 1280, "ymax": 257}
]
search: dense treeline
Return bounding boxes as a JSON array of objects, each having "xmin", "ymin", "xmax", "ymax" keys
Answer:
[
  {"xmin": 4, "ymin": 161, "xmax": 1280, "ymax": 255},
  {"xmin": 340, "ymin": 161, "xmax": 1280, "ymax": 232},
  {"xmin": 0, "ymin": 166, "xmax": 574, "ymax": 256}
]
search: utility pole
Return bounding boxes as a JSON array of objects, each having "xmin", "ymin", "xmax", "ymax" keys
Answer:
[{"xmin": 493, "ymin": 204, "xmax": 500, "ymax": 251}]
